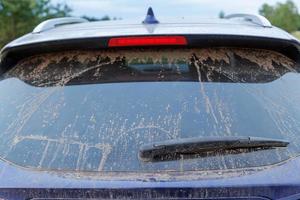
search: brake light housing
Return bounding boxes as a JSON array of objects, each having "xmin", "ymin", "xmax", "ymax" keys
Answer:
[{"xmin": 108, "ymin": 36, "xmax": 187, "ymax": 47}]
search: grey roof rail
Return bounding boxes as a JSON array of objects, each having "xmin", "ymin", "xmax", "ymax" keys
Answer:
[
  {"xmin": 225, "ymin": 13, "xmax": 272, "ymax": 28},
  {"xmin": 33, "ymin": 17, "xmax": 88, "ymax": 33}
]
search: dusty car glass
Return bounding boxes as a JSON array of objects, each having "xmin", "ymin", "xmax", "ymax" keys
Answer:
[{"xmin": 0, "ymin": 47, "xmax": 299, "ymax": 172}]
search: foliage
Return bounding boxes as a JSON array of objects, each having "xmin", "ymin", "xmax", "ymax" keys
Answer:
[
  {"xmin": 292, "ymin": 31, "xmax": 300, "ymax": 40},
  {"xmin": 219, "ymin": 10, "xmax": 225, "ymax": 19},
  {"xmin": 82, "ymin": 15, "xmax": 111, "ymax": 22},
  {"xmin": 0, "ymin": 0, "xmax": 71, "ymax": 48},
  {"xmin": 259, "ymin": 0, "xmax": 300, "ymax": 32}
]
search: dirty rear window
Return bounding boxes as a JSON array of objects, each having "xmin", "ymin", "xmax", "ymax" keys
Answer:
[{"xmin": 0, "ymin": 47, "xmax": 300, "ymax": 172}]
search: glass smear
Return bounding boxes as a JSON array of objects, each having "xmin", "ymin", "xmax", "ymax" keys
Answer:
[{"xmin": 0, "ymin": 47, "xmax": 299, "ymax": 173}]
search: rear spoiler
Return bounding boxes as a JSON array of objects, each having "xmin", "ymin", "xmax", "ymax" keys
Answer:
[{"xmin": 1, "ymin": 34, "xmax": 300, "ymax": 74}]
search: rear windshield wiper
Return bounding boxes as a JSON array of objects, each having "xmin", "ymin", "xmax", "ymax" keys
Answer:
[{"xmin": 139, "ymin": 136, "xmax": 289, "ymax": 162}]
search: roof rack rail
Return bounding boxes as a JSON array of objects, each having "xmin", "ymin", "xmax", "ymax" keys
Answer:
[
  {"xmin": 33, "ymin": 17, "xmax": 88, "ymax": 33},
  {"xmin": 225, "ymin": 13, "xmax": 272, "ymax": 28}
]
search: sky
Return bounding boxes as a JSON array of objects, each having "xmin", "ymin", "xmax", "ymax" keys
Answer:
[{"xmin": 51, "ymin": 0, "xmax": 300, "ymax": 20}]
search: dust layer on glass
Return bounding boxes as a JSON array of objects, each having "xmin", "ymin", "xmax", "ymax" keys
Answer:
[{"xmin": 0, "ymin": 47, "xmax": 299, "ymax": 173}]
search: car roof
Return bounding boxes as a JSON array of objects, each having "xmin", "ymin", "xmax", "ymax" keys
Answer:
[
  {"xmin": 5, "ymin": 17, "xmax": 297, "ymax": 48},
  {"xmin": 3, "ymin": 6, "xmax": 300, "ymax": 49},
  {"xmin": 1, "ymin": 9, "xmax": 300, "ymax": 73}
]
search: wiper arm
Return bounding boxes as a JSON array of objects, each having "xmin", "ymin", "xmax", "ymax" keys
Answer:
[{"xmin": 139, "ymin": 136, "xmax": 289, "ymax": 162}]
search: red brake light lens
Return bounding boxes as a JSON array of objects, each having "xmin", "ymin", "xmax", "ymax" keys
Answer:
[{"xmin": 108, "ymin": 36, "xmax": 187, "ymax": 47}]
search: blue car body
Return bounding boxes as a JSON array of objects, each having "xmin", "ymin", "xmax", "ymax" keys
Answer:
[{"xmin": 1, "ymin": 10, "xmax": 300, "ymax": 200}]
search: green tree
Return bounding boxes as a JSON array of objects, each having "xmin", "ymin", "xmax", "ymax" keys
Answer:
[
  {"xmin": 219, "ymin": 10, "xmax": 225, "ymax": 19},
  {"xmin": 0, "ymin": 0, "xmax": 71, "ymax": 48},
  {"xmin": 82, "ymin": 15, "xmax": 120, "ymax": 22},
  {"xmin": 259, "ymin": 0, "xmax": 300, "ymax": 32}
]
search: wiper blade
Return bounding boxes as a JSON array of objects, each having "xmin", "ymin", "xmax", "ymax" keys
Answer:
[{"xmin": 139, "ymin": 136, "xmax": 289, "ymax": 162}]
